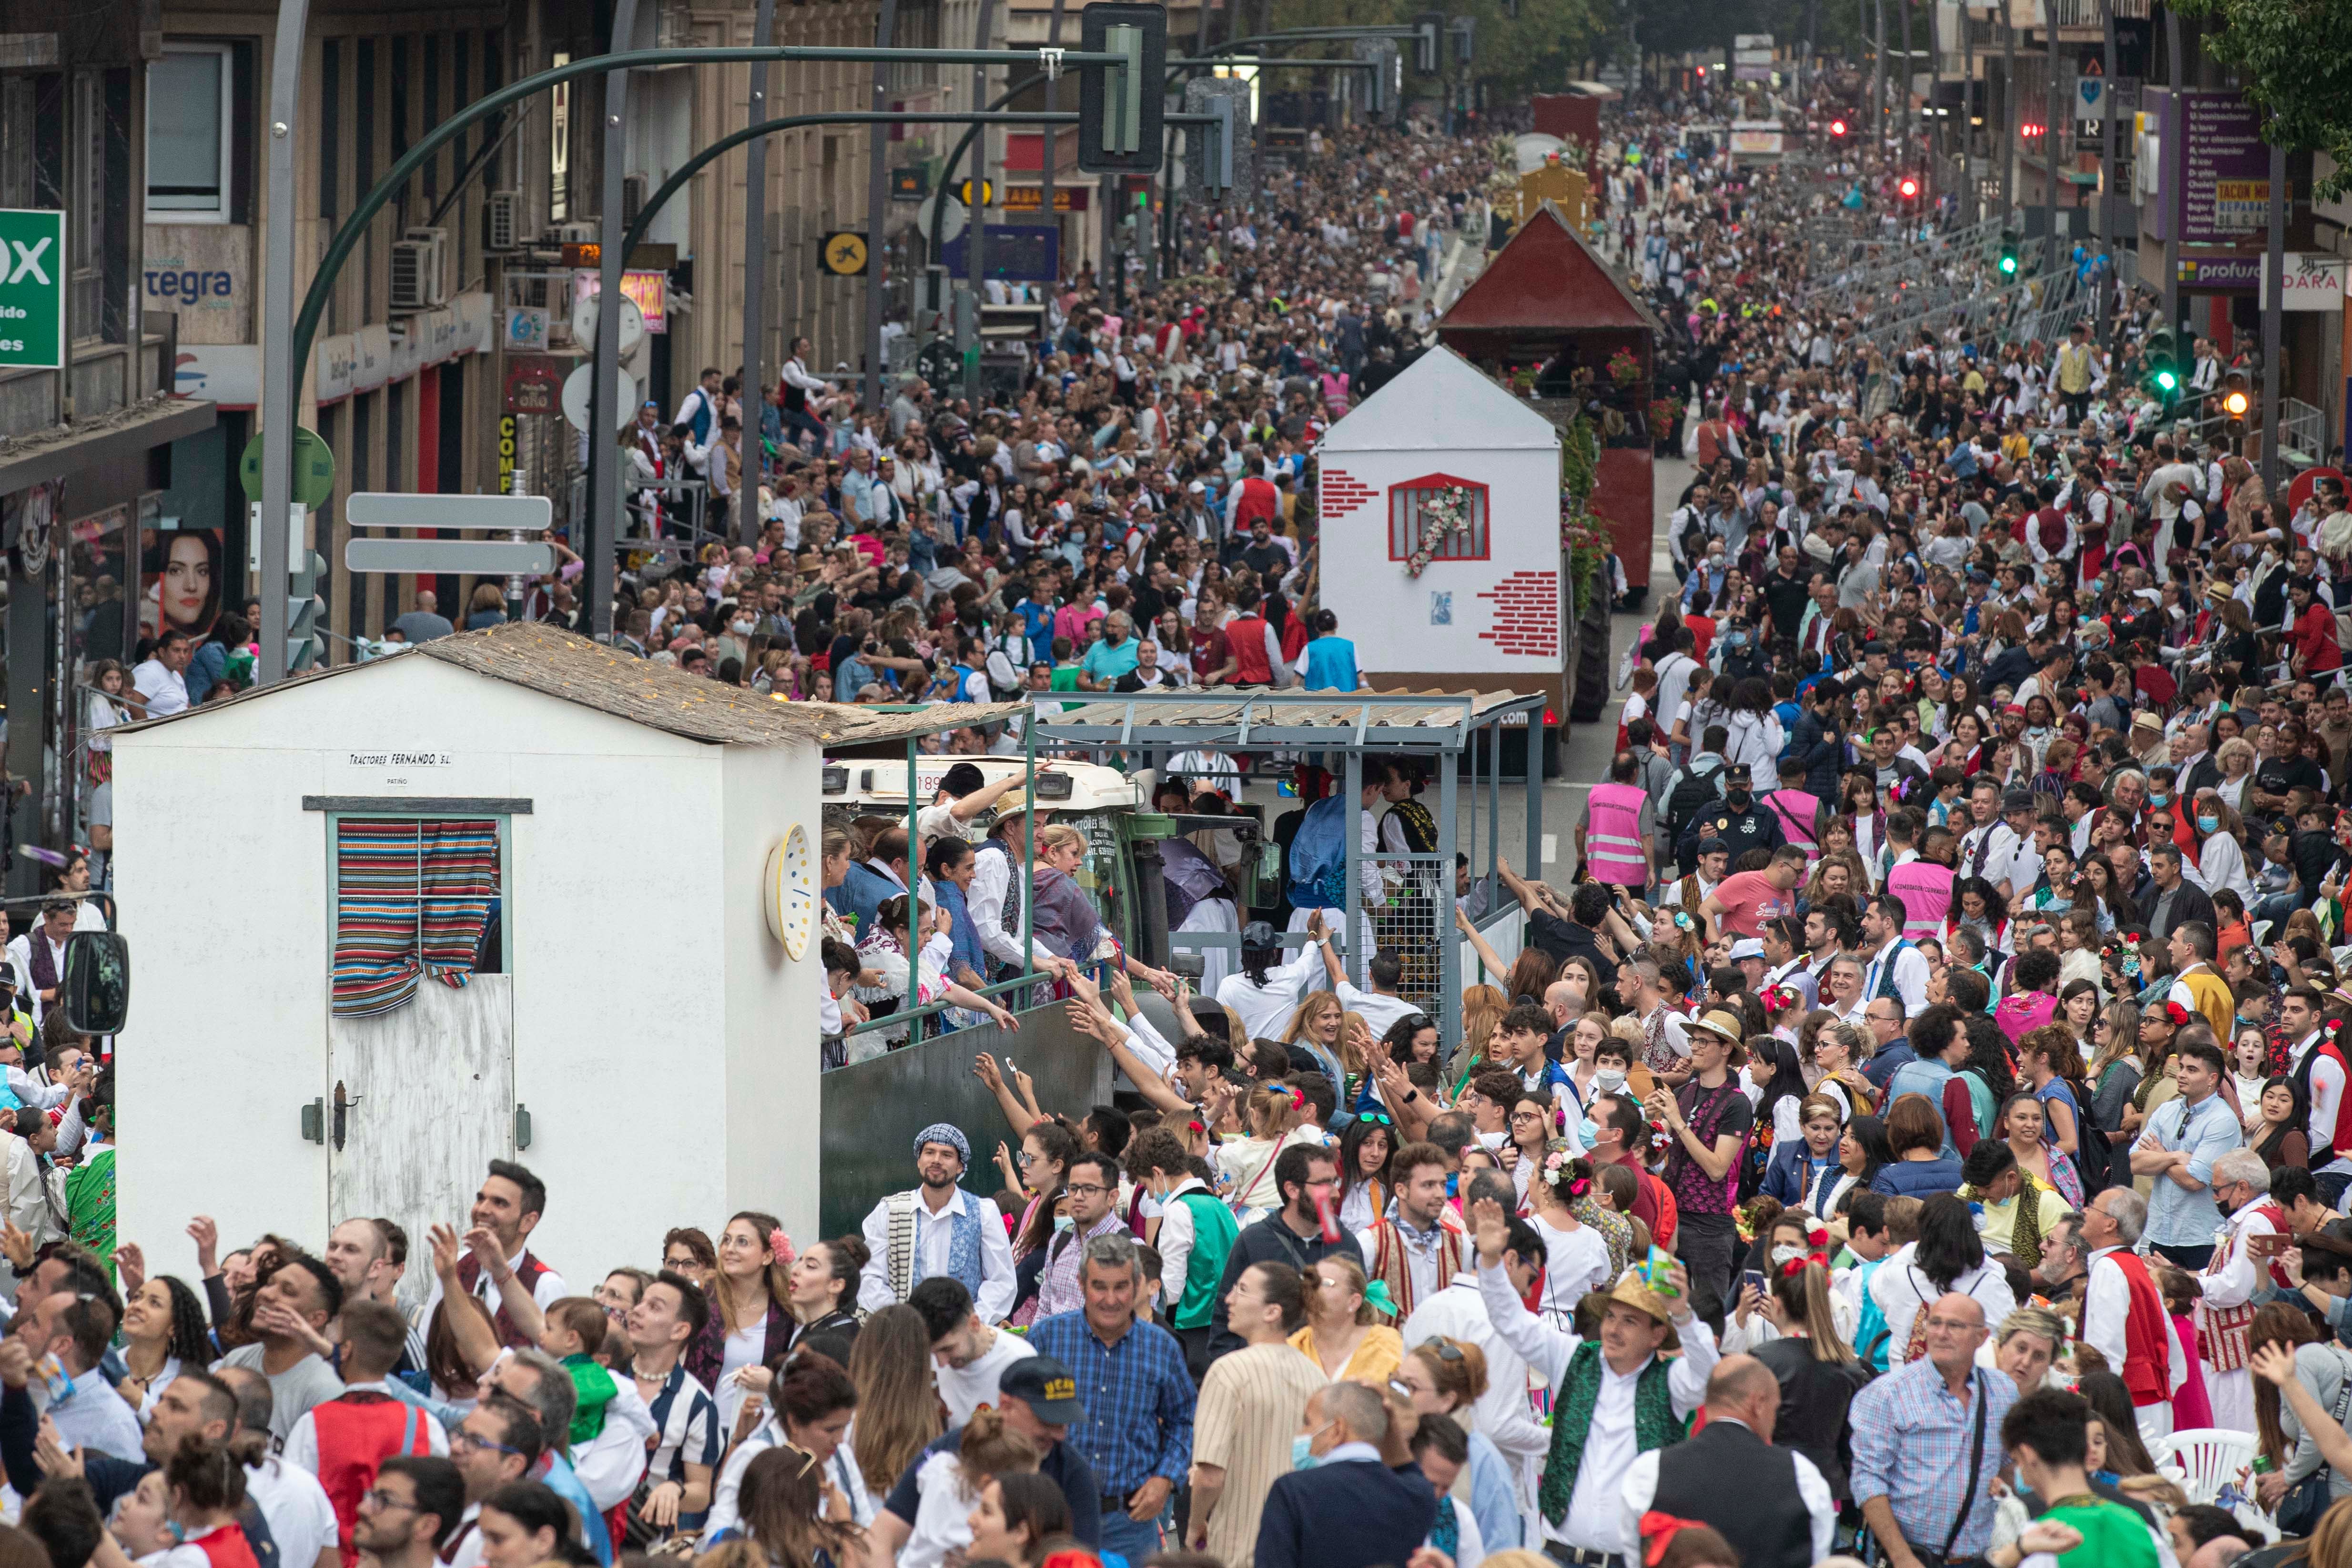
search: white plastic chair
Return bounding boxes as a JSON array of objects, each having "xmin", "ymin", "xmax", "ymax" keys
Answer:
[{"xmin": 2154, "ymin": 1427, "xmax": 2260, "ymax": 1507}]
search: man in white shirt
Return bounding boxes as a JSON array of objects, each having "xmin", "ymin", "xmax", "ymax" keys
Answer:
[
  {"xmin": 858, "ymin": 1125, "xmax": 1016, "ymax": 1324},
  {"xmin": 1857, "ymin": 896, "xmax": 1932, "ymax": 1019},
  {"xmin": 2079, "ymin": 1186, "xmax": 2187, "ymax": 1441},
  {"xmin": 6, "ymin": 900, "xmax": 75, "ymax": 1027},
  {"xmin": 132, "ymin": 629, "xmax": 194, "ymax": 717},
  {"xmin": 912, "ymin": 1275, "xmax": 1036, "ymax": 1424},
  {"xmin": 2195, "ymin": 1149, "xmax": 2281, "ymax": 1436},
  {"xmin": 1465, "ymin": 1197, "xmax": 1715, "ymax": 1566}
]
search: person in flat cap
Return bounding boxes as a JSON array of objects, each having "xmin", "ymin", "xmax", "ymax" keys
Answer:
[{"xmin": 858, "ymin": 1121, "xmax": 1015, "ymax": 1321}]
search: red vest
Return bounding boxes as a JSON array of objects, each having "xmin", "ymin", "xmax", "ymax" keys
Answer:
[
  {"xmin": 315, "ymin": 1392, "xmax": 434, "ymax": 1566},
  {"xmin": 2109, "ymin": 1250, "xmax": 2175, "ymax": 1408},
  {"xmin": 1226, "ymin": 615, "xmax": 1274, "ymax": 684},
  {"xmin": 190, "ymin": 1524, "xmax": 262, "ymax": 1568},
  {"xmin": 454, "ymin": 1251, "xmax": 549, "ymax": 1349}
]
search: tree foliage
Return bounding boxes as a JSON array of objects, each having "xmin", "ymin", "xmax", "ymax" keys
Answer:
[{"xmin": 2173, "ymin": 0, "xmax": 2352, "ymax": 198}]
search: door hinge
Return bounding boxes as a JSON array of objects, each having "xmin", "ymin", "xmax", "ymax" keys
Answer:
[
  {"xmin": 515, "ymin": 1104, "xmax": 533, "ymax": 1151},
  {"xmin": 300, "ymin": 1098, "xmax": 324, "ymax": 1144}
]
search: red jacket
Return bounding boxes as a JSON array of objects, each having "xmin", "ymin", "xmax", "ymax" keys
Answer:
[{"xmin": 2295, "ymin": 601, "xmax": 2343, "ymax": 672}]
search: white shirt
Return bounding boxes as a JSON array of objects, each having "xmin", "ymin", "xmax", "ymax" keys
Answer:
[
  {"xmin": 967, "ymin": 844, "xmax": 1057, "ymax": 973},
  {"xmin": 568, "ymin": 1375, "xmax": 657, "ymax": 1508},
  {"xmin": 1401, "ymin": 1276, "xmax": 1555, "ymax": 1484},
  {"xmin": 2291, "ymin": 1031, "xmax": 2351, "ymax": 1176},
  {"xmin": 1335, "ymin": 980, "xmax": 1423, "ymax": 1039},
  {"xmin": 1150, "ymin": 1177, "xmax": 1215, "ymax": 1319},
  {"xmin": 936, "ymin": 1326, "xmax": 1037, "ymax": 1426},
  {"xmin": 703, "ymin": 1415, "xmax": 875, "ymax": 1541},
  {"xmin": 2084, "ymin": 1246, "xmax": 2188, "ymax": 1400},
  {"xmin": 1356, "ymin": 1214, "xmax": 1457, "ymax": 1312},
  {"xmin": 857, "ymin": 1185, "xmax": 1017, "ymax": 1324},
  {"xmin": 1860, "ymin": 936, "xmax": 1931, "ymax": 1019},
  {"xmin": 282, "ymin": 1381, "xmax": 451, "ymax": 1475},
  {"xmin": 1619, "ymin": 1419, "xmax": 1835, "ymax": 1564},
  {"xmin": 244, "ymin": 1456, "xmax": 338, "ymax": 1568},
  {"xmin": 1473, "ymin": 1263, "xmax": 1719, "ymax": 1554},
  {"xmin": 131, "ymin": 657, "xmax": 189, "ymax": 718},
  {"xmin": 1216, "ymin": 941, "xmax": 1326, "ymax": 1041},
  {"xmin": 1529, "ymin": 1215, "xmax": 1614, "ymax": 1323},
  {"xmin": 1869, "ymin": 1251, "xmax": 2016, "ymax": 1367},
  {"xmin": 45, "ymin": 1370, "xmax": 144, "ymax": 1461},
  {"xmin": 2201, "ymin": 1192, "xmax": 2282, "ymax": 1313}
]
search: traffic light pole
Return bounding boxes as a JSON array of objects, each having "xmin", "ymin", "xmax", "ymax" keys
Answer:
[
  {"xmin": 257, "ymin": 0, "xmax": 310, "ymax": 686},
  {"xmin": 965, "ymin": 0, "xmax": 999, "ymax": 406},
  {"xmin": 588, "ymin": 0, "xmax": 639, "ymax": 643},
  {"xmin": 739, "ymin": 0, "xmax": 775, "ymax": 547}
]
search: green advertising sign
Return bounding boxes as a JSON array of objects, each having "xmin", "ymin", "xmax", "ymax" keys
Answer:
[{"xmin": 0, "ymin": 210, "xmax": 65, "ymax": 371}]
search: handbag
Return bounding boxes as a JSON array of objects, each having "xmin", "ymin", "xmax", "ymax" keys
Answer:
[
  {"xmin": 1876, "ymin": 1370, "xmax": 1990, "ymax": 1568},
  {"xmin": 2279, "ymin": 1352, "xmax": 2352, "ymax": 1537}
]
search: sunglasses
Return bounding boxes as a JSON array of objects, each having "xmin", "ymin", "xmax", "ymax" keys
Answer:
[
  {"xmin": 1355, "ymin": 1112, "xmax": 1394, "ymax": 1127},
  {"xmin": 1417, "ymin": 1337, "xmax": 1465, "ymax": 1362}
]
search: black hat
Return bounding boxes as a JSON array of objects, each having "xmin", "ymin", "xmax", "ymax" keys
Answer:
[
  {"xmin": 1241, "ymin": 920, "xmax": 1280, "ymax": 950},
  {"xmin": 999, "ymin": 1353, "xmax": 1088, "ymax": 1424},
  {"xmin": 1697, "ymin": 837, "xmax": 1731, "ymax": 857}
]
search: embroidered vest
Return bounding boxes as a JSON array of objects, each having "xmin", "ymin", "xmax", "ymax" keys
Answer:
[
  {"xmin": 885, "ymin": 1189, "xmax": 984, "ymax": 1302},
  {"xmin": 1367, "ymin": 1218, "xmax": 1464, "ymax": 1323},
  {"xmin": 1539, "ymin": 1341, "xmax": 1683, "ymax": 1524},
  {"xmin": 454, "ymin": 1251, "xmax": 550, "ymax": 1349}
]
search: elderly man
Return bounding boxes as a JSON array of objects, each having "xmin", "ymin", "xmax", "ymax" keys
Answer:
[
  {"xmin": 2081, "ymin": 1187, "xmax": 2187, "ymax": 1440},
  {"xmin": 2195, "ymin": 1147, "xmax": 2282, "ymax": 1435},
  {"xmin": 1254, "ymin": 1381, "xmax": 1436, "ymax": 1568},
  {"xmin": 1849, "ymin": 1292, "xmax": 2020, "ymax": 1568},
  {"xmin": 1027, "ymin": 1233, "xmax": 1194, "ymax": 1564},
  {"xmin": 1621, "ymin": 1356, "xmax": 1835, "ymax": 1568},
  {"xmin": 1080, "ymin": 611, "xmax": 1143, "ymax": 690}
]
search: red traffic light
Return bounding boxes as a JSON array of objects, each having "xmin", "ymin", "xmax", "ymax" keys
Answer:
[
  {"xmin": 1897, "ymin": 175, "xmax": 1919, "ymax": 198},
  {"xmin": 2020, "ymin": 121, "xmax": 2044, "ymax": 138},
  {"xmin": 1829, "ymin": 117, "xmax": 1848, "ymax": 136}
]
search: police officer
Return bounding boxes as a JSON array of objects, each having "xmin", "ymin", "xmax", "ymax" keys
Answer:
[{"xmin": 1678, "ymin": 767, "xmax": 1787, "ymax": 871}]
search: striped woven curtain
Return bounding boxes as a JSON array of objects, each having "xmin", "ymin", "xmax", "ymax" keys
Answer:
[{"xmin": 332, "ymin": 819, "xmax": 500, "ymax": 1017}]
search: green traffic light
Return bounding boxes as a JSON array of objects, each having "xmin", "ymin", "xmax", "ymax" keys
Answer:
[
  {"xmin": 2154, "ymin": 369, "xmax": 2178, "ymax": 391},
  {"xmin": 1998, "ymin": 256, "xmax": 2017, "ymax": 275}
]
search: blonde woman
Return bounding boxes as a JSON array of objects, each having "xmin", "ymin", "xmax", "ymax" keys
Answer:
[
  {"xmin": 1214, "ymin": 1085, "xmax": 1323, "ymax": 1222},
  {"xmin": 1287, "ymin": 1254, "xmax": 1402, "ymax": 1382},
  {"xmin": 1281, "ymin": 992, "xmax": 1352, "ymax": 1098}
]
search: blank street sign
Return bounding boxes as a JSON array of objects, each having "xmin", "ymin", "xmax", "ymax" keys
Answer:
[
  {"xmin": 345, "ymin": 538, "xmax": 558, "ymax": 575},
  {"xmin": 345, "ymin": 493, "xmax": 553, "ymax": 531}
]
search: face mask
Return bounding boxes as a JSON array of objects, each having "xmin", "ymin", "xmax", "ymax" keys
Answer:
[
  {"xmin": 1727, "ymin": 630, "xmax": 1749, "ymax": 648},
  {"xmin": 1596, "ymin": 1069, "xmax": 1627, "ymax": 1092},
  {"xmin": 1137, "ymin": 1193, "xmax": 1164, "ymax": 1220},
  {"xmin": 1291, "ymin": 1434, "xmax": 1321, "ymax": 1470},
  {"xmin": 1053, "ymin": 1214, "xmax": 1074, "ymax": 1233},
  {"xmin": 732, "ymin": 620, "xmax": 755, "ymax": 635},
  {"xmin": 2198, "ymin": 815, "xmax": 2220, "ymax": 834},
  {"xmin": 2149, "ymin": 791, "xmax": 2170, "ymax": 806},
  {"xmin": 1577, "ymin": 1116, "xmax": 1604, "ymax": 1146}
]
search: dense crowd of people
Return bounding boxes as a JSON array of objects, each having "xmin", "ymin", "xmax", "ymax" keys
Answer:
[{"xmin": 47, "ymin": 53, "xmax": 2352, "ymax": 1568}]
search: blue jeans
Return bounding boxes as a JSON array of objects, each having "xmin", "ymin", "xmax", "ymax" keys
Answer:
[{"xmin": 1096, "ymin": 1503, "xmax": 1163, "ymax": 1565}]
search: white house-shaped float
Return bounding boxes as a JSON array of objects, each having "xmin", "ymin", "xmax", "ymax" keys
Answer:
[
  {"xmin": 109, "ymin": 622, "xmax": 1006, "ymax": 1301},
  {"xmin": 1318, "ymin": 344, "xmax": 1567, "ymax": 718}
]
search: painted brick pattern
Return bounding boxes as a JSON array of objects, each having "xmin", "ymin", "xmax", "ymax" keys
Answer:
[
  {"xmin": 1477, "ymin": 571, "xmax": 1561, "ymax": 658},
  {"xmin": 1320, "ymin": 469, "xmax": 1376, "ymax": 519}
]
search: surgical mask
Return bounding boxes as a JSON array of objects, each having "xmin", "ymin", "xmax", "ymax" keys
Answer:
[
  {"xmin": 2198, "ymin": 815, "xmax": 2220, "ymax": 834},
  {"xmin": 1727, "ymin": 630, "xmax": 1749, "ymax": 648},
  {"xmin": 1577, "ymin": 1117, "xmax": 1603, "ymax": 1147},
  {"xmin": 1053, "ymin": 1214, "xmax": 1074, "ymax": 1233},
  {"xmin": 2149, "ymin": 791, "xmax": 2170, "ymax": 806},
  {"xmin": 1292, "ymin": 1424, "xmax": 1332, "ymax": 1469},
  {"xmin": 732, "ymin": 619, "xmax": 755, "ymax": 635},
  {"xmin": 1596, "ymin": 1069, "xmax": 1627, "ymax": 1093}
]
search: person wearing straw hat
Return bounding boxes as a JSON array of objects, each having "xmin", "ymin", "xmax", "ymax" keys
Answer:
[
  {"xmin": 1644, "ymin": 1007, "xmax": 1753, "ymax": 1334},
  {"xmin": 1466, "ymin": 1194, "xmax": 1715, "ymax": 1568}
]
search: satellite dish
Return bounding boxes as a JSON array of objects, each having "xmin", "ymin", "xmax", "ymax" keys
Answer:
[
  {"xmin": 570, "ymin": 292, "xmax": 647, "ymax": 356},
  {"xmin": 562, "ymin": 364, "xmax": 640, "ymax": 434}
]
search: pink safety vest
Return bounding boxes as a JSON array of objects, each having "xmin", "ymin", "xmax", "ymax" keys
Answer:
[
  {"xmin": 1886, "ymin": 856, "xmax": 1956, "ymax": 940},
  {"xmin": 1765, "ymin": 789, "xmax": 1823, "ymax": 859},
  {"xmin": 1585, "ymin": 782, "xmax": 1650, "ymax": 886}
]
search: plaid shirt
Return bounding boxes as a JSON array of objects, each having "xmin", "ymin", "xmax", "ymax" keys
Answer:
[
  {"xmin": 1035, "ymin": 1212, "xmax": 1131, "ymax": 1320},
  {"xmin": 1026, "ymin": 1310, "xmax": 1195, "ymax": 1495},
  {"xmin": 1848, "ymin": 1357, "xmax": 2018, "ymax": 1559}
]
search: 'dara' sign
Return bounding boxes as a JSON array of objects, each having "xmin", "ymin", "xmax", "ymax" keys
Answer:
[{"xmin": 0, "ymin": 211, "xmax": 64, "ymax": 370}]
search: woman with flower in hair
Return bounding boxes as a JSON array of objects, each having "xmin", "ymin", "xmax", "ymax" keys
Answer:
[{"xmin": 1524, "ymin": 1149, "xmax": 1613, "ymax": 1326}]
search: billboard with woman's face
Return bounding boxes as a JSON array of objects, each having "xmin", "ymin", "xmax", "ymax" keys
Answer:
[{"xmin": 141, "ymin": 528, "xmax": 224, "ymax": 642}]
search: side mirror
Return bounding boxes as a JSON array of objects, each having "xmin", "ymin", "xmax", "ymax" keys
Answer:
[{"xmin": 62, "ymin": 932, "xmax": 130, "ymax": 1036}]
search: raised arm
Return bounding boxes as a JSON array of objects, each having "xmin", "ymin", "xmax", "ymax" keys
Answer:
[
  {"xmin": 973, "ymin": 1052, "xmax": 1041, "ymax": 1137},
  {"xmin": 1469, "ymin": 1197, "xmax": 1575, "ymax": 1386},
  {"xmin": 1454, "ymin": 906, "xmax": 1508, "ymax": 983}
]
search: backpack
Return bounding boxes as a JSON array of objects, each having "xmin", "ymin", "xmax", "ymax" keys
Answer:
[{"xmin": 1664, "ymin": 758, "xmax": 1726, "ymax": 842}]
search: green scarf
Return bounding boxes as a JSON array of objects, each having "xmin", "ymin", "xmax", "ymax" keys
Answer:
[{"xmin": 1538, "ymin": 1341, "xmax": 1685, "ymax": 1526}]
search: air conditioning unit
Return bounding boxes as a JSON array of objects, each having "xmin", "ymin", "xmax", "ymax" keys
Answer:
[
  {"xmin": 389, "ymin": 228, "xmax": 447, "ymax": 311},
  {"xmin": 556, "ymin": 221, "xmax": 599, "ymax": 245},
  {"xmin": 485, "ymin": 191, "xmax": 522, "ymax": 252},
  {"xmin": 622, "ymin": 173, "xmax": 648, "ymax": 228}
]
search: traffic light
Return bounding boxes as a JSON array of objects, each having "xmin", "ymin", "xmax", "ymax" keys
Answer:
[
  {"xmin": 2020, "ymin": 119, "xmax": 2045, "ymax": 139},
  {"xmin": 2223, "ymin": 374, "xmax": 2250, "ymax": 435},
  {"xmin": 1997, "ymin": 230, "xmax": 2020, "ymax": 277},
  {"xmin": 1829, "ymin": 117, "xmax": 1848, "ymax": 138},
  {"xmin": 1411, "ymin": 12, "xmax": 1443, "ymax": 75},
  {"xmin": 1077, "ymin": 2, "xmax": 1166, "ymax": 175},
  {"xmin": 1896, "ymin": 174, "xmax": 1919, "ymax": 201},
  {"xmin": 1449, "ymin": 15, "xmax": 1475, "ymax": 66},
  {"xmin": 2143, "ymin": 324, "xmax": 2180, "ymax": 401},
  {"xmin": 288, "ymin": 545, "xmax": 327, "ymax": 672}
]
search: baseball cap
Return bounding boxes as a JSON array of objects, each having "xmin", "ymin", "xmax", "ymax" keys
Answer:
[
  {"xmin": 1000, "ymin": 1354, "xmax": 1087, "ymax": 1424},
  {"xmin": 1729, "ymin": 938, "xmax": 1765, "ymax": 961},
  {"xmin": 1697, "ymin": 837, "xmax": 1731, "ymax": 858}
]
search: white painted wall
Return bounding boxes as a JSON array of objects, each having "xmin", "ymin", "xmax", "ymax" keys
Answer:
[
  {"xmin": 115, "ymin": 656, "xmax": 823, "ymax": 1290},
  {"xmin": 1316, "ymin": 444, "xmax": 1567, "ymax": 677}
]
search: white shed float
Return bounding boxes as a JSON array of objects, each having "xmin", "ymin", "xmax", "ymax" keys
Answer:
[
  {"xmin": 1318, "ymin": 344, "xmax": 1567, "ymax": 768},
  {"xmin": 109, "ymin": 622, "xmax": 1011, "ymax": 1296}
]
